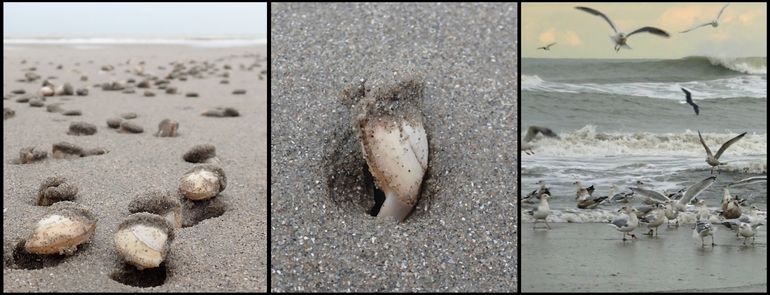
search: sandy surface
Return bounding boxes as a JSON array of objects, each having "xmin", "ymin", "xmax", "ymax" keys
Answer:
[
  {"xmin": 3, "ymin": 45, "xmax": 266, "ymax": 291},
  {"xmin": 522, "ymin": 223, "xmax": 767, "ymax": 292},
  {"xmin": 271, "ymin": 3, "xmax": 517, "ymax": 292}
]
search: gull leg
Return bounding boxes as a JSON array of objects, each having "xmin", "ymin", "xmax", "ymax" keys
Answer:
[
  {"xmin": 545, "ymin": 220, "xmax": 551, "ymax": 230},
  {"xmin": 711, "ymin": 236, "xmax": 716, "ymax": 246}
]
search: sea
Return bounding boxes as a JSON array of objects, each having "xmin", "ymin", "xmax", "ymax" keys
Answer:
[{"xmin": 521, "ymin": 56, "xmax": 767, "ymax": 223}]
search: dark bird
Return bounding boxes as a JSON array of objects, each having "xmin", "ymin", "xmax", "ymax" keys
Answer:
[
  {"xmin": 537, "ymin": 42, "xmax": 557, "ymax": 51},
  {"xmin": 680, "ymin": 87, "xmax": 700, "ymax": 115}
]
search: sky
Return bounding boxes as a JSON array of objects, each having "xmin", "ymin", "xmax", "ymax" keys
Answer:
[
  {"xmin": 522, "ymin": 2, "xmax": 767, "ymax": 59},
  {"xmin": 3, "ymin": 2, "xmax": 266, "ymax": 39}
]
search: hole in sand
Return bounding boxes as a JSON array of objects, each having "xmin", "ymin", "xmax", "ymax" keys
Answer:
[
  {"xmin": 110, "ymin": 262, "xmax": 168, "ymax": 288},
  {"xmin": 181, "ymin": 195, "xmax": 227, "ymax": 227},
  {"xmin": 8, "ymin": 239, "xmax": 84, "ymax": 270},
  {"xmin": 324, "ymin": 120, "xmax": 433, "ymax": 221}
]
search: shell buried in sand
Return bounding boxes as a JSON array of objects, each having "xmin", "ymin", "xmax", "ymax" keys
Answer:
[
  {"xmin": 128, "ymin": 191, "xmax": 183, "ymax": 228},
  {"xmin": 114, "ymin": 212, "xmax": 175, "ymax": 270},
  {"xmin": 24, "ymin": 201, "xmax": 97, "ymax": 255},
  {"xmin": 179, "ymin": 164, "xmax": 227, "ymax": 200},
  {"xmin": 350, "ymin": 78, "xmax": 429, "ymax": 222}
]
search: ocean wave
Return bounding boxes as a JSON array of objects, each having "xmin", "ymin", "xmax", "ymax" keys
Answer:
[
  {"xmin": 524, "ymin": 125, "xmax": 767, "ymax": 159},
  {"xmin": 521, "ymin": 74, "xmax": 766, "ymax": 99},
  {"xmin": 3, "ymin": 38, "xmax": 266, "ymax": 47},
  {"xmin": 701, "ymin": 56, "xmax": 767, "ymax": 75}
]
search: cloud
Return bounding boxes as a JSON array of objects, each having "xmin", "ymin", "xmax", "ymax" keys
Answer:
[
  {"xmin": 564, "ymin": 30, "xmax": 582, "ymax": 46},
  {"xmin": 739, "ymin": 10, "xmax": 764, "ymax": 25},
  {"xmin": 538, "ymin": 28, "xmax": 556, "ymax": 44}
]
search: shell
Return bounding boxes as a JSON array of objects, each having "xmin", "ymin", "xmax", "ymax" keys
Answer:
[
  {"xmin": 24, "ymin": 201, "xmax": 96, "ymax": 255},
  {"xmin": 128, "ymin": 191, "xmax": 183, "ymax": 228},
  {"xmin": 178, "ymin": 164, "xmax": 226, "ymax": 200},
  {"xmin": 114, "ymin": 212, "xmax": 174, "ymax": 270},
  {"xmin": 353, "ymin": 78, "xmax": 429, "ymax": 222}
]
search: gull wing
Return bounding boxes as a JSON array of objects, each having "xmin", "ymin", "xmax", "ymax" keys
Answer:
[
  {"xmin": 716, "ymin": 3, "xmax": 730, "ymax": 20},
  {"xmin": 629, "ymin": 187, "xmax": 670, "ymax": 203},
  {"xmin": 547, "ymin": 42, "xmax": 557, "ymax": 48},
  {"xmin": 524, "ymin": 126, "xmax": 559, "ymax": 142},
  {"xmin": 679, "ymin": 176, "xmax": 717, "ymax": 207},
  {"xmin": 575, "ymin": 6, "xmax": 618, "ymax": 33},
  {"xmin": 728, "ymin": 176, "xmax": 767, "ymax": 187},
  {"xmin": 697, "ymin": 130, "xmax": 713, "ymax": 157},
  {"xmin": 680, "ymin": 22, "xmax": 712, "ymax": 33},
  {"xmin": 611, "ymin": 215, "xmax": 629, "ymax": 228},
  {"xmin": 714, "ymin": 132, "xmax": 747, "ymax": 159},
  {"xmin": 627, "ymin": 26, "xmax": 670, "ymax": 38}
]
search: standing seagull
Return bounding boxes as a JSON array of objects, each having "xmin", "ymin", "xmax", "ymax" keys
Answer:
[
  {"xmin": 575, "ymin": 6, "xmax": 670, "ymax": 52},
  {"xmin": 528, "ymin": 194, "xmax": 552, "ymax": 230},
  {"xmin": 681, "ymin": 3, "xmax": 730, "ymax": 33},
  {"xmin": 680, "ymin": 87, "xmax": 700, "ymax": 115},
  {"xmin": 697, "ymin": 130, "xmax": 747, "ymax": 174},
  {"xmin": 537, "ymin": 42, "xmax": 557, "ymax": 51},
  {"xmin": 693, "ymin": 219, "xmax": 716, "ymax": 247},
  {"xmin": 522, "ymin": 126, "xmax": 560, "ymax": 155},
  {"xmin": 610, "ymin": 206, "xmax": 639, "ymax": 241},
  {"xmin": 738, "ymin": 222, "xmax": 762, "ymax": 246}
]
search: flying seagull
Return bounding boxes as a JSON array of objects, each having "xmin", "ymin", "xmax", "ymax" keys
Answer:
[
  {"xmin": 680, "ymin": 87, "xmax": 700, "ymax": 115},
  {"xmin": 575, "ymin": 6, "xmax": 670, "ymax": 52},
  {"xmin": 537, "ymin": 42, "xmax": 557, "ymax": 51},
  {"xmin": 681, "ymin": 3, "xmax": 730, "ymax": 33},
  {"xmin": 630, "ymin": 175, "xmax": 716, "ymax": 212},
  {"xmin": 521, "ymin": 126, "xmax": 560, "ymax": 155},
  {"xmin": 697, "ymin": 130, "xmax": 746, "ymax": 174}
]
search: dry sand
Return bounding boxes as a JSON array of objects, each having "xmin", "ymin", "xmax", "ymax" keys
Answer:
[
  {"xmin": 271, "ymin": 3, "xmax": 517, "ymax": 292},
  {"xmin": 3, "ymin": 44, "xmax": 266, "ymax": 291}
]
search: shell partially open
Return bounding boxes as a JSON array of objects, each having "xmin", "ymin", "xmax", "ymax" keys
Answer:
[
  {"xmin": 353, "ymin": 78, "xmax": 429, "ymax": 222},
  {"xmin": 114, "ymin": 212, "xmax": 175, "ymax": 270},
  {"xmin": 128, "ymin": 191, "xmax": 183, "ymax": 228},
  {"xmin": 24, "ymin": 201, "xmax": 96, "ymax": 255}
]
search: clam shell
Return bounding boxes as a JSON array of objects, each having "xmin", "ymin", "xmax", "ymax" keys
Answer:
[
  {"xmin": 114, "ymin": 212, "xmax": 174, "ymax": 270},
  {"xmin": 24, "ymin": 201, "xmax": 96, "ymax": 255},
  {"xmin": 179, "ymin": 164, "xmax": 226, "ymax": 200}
]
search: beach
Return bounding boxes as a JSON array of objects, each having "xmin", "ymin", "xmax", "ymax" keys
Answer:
[
  {"xmin": 521, "ymin": 56, "xmax": 767, "ymax": 292},
  {"xmin": 522, "ymin": 223, "xmax": 767, "ymax": 292},
  {"xmin": 271, "ymin": 3, "xmax": 517, "ymax": 292},
  {"xmin": 3, "ymin": 43, "xmax": 267, "ymax": 291}
]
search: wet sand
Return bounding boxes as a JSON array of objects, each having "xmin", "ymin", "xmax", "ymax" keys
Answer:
[
  {"xmin": 3, "ymin": 44, "xmax": 266, "ymax": 291},
  {"xmin": 522, "ymin": 223, "xmax": 767, "ymax": 292},
  {"xmin": 271, "ymin": 3, "xmax": 517, "ymax": 292}
]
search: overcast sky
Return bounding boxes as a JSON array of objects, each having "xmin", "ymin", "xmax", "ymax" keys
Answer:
[
  {"xmin": 3, "ymin": 2, "xmax": 266, "ymax": 39},
  {"xmin": 522, "ymin": 2, "xmax": 766, "ymax": 59}
]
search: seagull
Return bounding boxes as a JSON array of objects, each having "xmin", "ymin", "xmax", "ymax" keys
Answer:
[
  {"xmin": 575, "ymin": 6, "xmax": 670, "ymax": 52},
  {"xmin": 630, "ymin": 175, "xmax": 717, "ymax": 212},
  {"xmin": 523, "ymin": 180, "xmax": 550, "ymax": 204},
  {"xmin": 693, "ymin": 219, "xmax": 716, "ymax": 246},
  {"xmin": 664, "ymin": 201, "xmax": 680, "ymax": 227},
  {"xmin": 728, "ymin": 176, "xmax": 767, "ymax": 187},
  {"xmin": 697, "ymin": 130, "xmax": 747, "ymax": 174},
  {"xmin": 528, "ymin": 194, "xmax": 552, "ymax": 230},
  {"xmin": 722, "ymin": 205, "xmax": 761, "ymax": 237},
  {"xmin": 640, "ymin": 204, "xmax": 666, "ymax": 237},
  {"xmin": 610, "ymin": 206, "xmax": 639, "ymax": 241},
  {"xmin": 738, "ymin": 222, "xmax": 762, "ymax": 245},
  {"xmin": 720, "ymin": 188, "xmax": 742, "ymax": 219},
  {"xmin": 681, "ymin": 3, "xmax": 730, "ymax": 33},
  {"xmin": 522, "ymin": 126, "xmax": 560, "ymax": 155},
  {"xmin": 573, "ymin": 182, "xmax": 604, "ymax": 209},
  {"xmin": 608, "ymin": 185, "xmax": 635, "ymax": 203},
  {"xmin": 680, "ymin": 87, "xmax": 700, "ymax": 115},
  {"xmin": 537, "ymin": 42, "xmax": 557, "ymax": 51},
  {"xmin": 696, "ymin": 199, "xmax": 711, "ymax": 221}
]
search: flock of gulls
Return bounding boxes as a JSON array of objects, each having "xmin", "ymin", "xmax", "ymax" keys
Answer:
[{"xmin": 526, "ymin": 3, "xmax": 765, "ymax": 247}]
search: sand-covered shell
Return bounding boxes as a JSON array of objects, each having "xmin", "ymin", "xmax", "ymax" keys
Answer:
[
  {"xmin": 114, "ymin": 212, "xmax": 175, "ymax": 270},
  {"xmin": 178, "ymin": 164, "xmax": 226, "ymax": 200},
  {"xmin": 37, "ymin": 176, "xmax": 78, "ymax": 206},
  {"xmin": 24, "ymin": 201, "xmax": 97, "ymax": 255},
  {"xmin": 155, "ymin": 119, "xmax": 179, "ymax": 137},
  {"xmin": 352, "ymin": 78, "xmax": 429, "ymax": 222},
  {"xmin": 182, "ymin": 144, "xmax": 216, "ymax": 163},
  {"xmin": 128, "ymin": 191, "xmax": 183, "ymax": 228}
]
